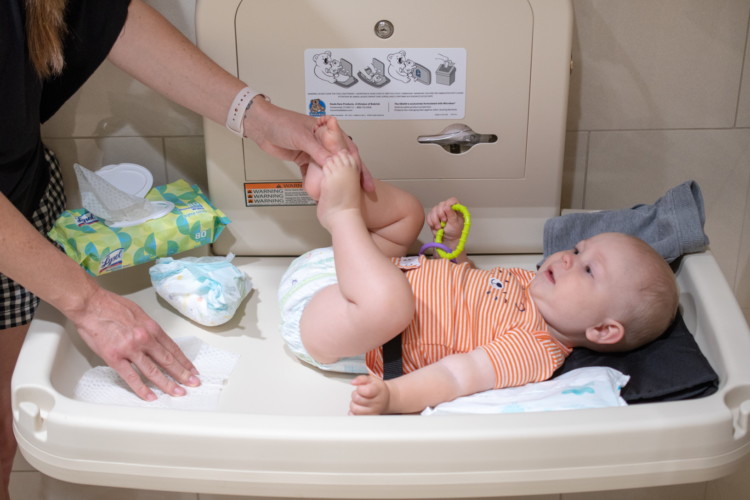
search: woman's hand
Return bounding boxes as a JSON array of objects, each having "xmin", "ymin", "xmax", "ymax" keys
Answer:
[
  {"xmin": 68, "ymin": 286, "xmax": 200, "ymax": 401},
  {"xmin": 245, "ymin": 99, "xmax": 375, "ymax": 192}
]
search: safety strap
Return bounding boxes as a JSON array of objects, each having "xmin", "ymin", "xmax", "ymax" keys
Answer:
[{"xmin": 382, "ymin": 333, "xmax": 403, "ymax": 380}]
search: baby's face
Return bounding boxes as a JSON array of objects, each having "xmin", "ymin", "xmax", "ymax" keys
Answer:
[{"xmin": 529, "ymin": 233, "xmax": 638, "ymax": 345}]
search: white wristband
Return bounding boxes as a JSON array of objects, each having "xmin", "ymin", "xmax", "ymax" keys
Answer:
[{"xmin": 225, "ymin": 86, "xmax": 269, "ymax": 137}]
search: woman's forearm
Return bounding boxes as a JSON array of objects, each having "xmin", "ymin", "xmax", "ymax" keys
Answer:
[
  {"xmin": 0, "ymin": 193, "xmax": 97, "ymax": 318},
  {"xmin": 107, "ymin": 0, "xmax": 244, "ymax": 127}
]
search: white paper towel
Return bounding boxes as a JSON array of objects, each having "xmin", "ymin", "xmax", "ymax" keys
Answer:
[
  {"xmin": 74, "ymin": 337, "xmax": 239, "ymax": 410},
  {"xmin": 74, "ymin": 163, "xmax": 174, "ymax": 227}
]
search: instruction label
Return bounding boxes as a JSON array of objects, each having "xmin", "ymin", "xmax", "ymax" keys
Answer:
[
  {"xmin": 244, "ymin": 182, "xmax": 315, "ymax": 207},
  {"xmin": 304, "ymin": 48, "xmax": 466, "ymax": 120}
]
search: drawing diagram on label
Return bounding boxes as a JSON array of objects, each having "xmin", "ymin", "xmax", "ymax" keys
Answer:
[
  {"xmin": 357, "ymin": 58, "xmax": 390, "ymax": 88},
  {"xmin": 386, "ymin": 50, "xmax": 430, "ymax": 85},
  {"xmin": 312, "ymin": 50, "xmax": 358, "ymax": 88}
]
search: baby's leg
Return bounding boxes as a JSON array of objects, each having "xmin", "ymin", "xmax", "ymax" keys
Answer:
[
  {"xmin": 302, "ymin": 117, "xmax": 347, "ymax": 201},
  {"xmin": 300, "ymin": 152, "xmax": 415, "ymax": 364},
  {"xmin": 305, "ymin": 117, "xmax": 424, "ymax": 257}
]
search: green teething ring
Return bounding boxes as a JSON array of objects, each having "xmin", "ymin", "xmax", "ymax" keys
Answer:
[{"xmin": 434, "ymin": 203, "xmax": 471, "ymax": 260}]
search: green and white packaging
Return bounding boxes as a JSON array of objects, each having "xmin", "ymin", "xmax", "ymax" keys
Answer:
[{"xmin": 48, "ymin": 180, "xmax": 231, "ymax": 276}]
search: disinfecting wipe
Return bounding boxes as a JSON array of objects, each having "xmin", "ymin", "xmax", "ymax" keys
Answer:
[{"xmin": 74, "ymin": 163, "xmax": 174, "ymax": 227}]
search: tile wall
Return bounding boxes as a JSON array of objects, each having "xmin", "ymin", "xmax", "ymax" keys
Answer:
[{"xmin": 11, "ymin": 0, "xmax": 750, "ymax": 499}]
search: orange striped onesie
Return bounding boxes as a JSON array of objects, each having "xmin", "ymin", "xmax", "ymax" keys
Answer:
[{"xmin": 366, "ymin": 256, "xmax": 572, "ymax": 389}]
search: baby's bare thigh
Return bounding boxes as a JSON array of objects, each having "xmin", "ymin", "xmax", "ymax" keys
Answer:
[{"xmin": 300, "ymin": 284, "xmax": 411, "ymax": 364}]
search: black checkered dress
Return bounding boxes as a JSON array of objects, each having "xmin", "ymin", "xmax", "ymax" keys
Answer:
[{"xmin": 0, "ymin": 147, "xmax": 67, "ymax": 329}]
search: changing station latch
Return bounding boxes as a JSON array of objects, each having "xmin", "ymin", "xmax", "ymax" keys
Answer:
[{"xmin": 418, "ymin": 123, "xmax": 498, "ymax": 154}]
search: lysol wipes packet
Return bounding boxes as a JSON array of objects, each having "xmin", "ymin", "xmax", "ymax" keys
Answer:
[{"xmin": 48, "ymin": 180, "xmax": 230, "ymax": 276}]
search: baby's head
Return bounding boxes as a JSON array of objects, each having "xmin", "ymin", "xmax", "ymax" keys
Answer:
[{"xmin": 530, "ymin": 233, "xmax": 678, "ymax": 352}]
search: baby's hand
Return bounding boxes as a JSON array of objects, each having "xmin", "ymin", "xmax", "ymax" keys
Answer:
[
  {"xmin": 426, "ymin": 197, "xmax": 464, "ymax": 246},
  {"xmin": 349, "ymin": 375, "xmax": 391, "ymax": 415}
]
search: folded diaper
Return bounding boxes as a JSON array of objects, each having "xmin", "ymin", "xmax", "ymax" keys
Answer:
[
  {"xmin": 74, "ymin": 337, "xmax": 239, "ymax": 410},
  {"xmin": 422, "ymin": 367, "xmax": 629, "ymax": 415},
  {"xmin": 543, "ymin": 180, "xmax": 709, "ymax": 262},
  {"xmin": 150, "ymin": 254, "xmax": 252, "ymax": 326}
]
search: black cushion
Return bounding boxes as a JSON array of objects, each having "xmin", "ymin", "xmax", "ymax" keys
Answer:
[{"xmin": 554, "ymin": 312, "xmax": 719, "ymax": 404}]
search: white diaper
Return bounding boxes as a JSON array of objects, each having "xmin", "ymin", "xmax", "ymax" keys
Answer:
[{"xmin": 278, "ymin": 247, "xmax": 368, "ymax": 373}]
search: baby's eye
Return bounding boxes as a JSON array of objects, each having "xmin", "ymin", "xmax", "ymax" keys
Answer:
[
  {"xmin": 573, "ymin": 247, "xmax": 580, "ymax": 255},
  {"xmin": 585, "ymin": 265, "xmax": 592, "ymax": 274}
]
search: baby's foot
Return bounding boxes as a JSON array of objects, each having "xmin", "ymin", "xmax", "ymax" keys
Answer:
[
  {"xmin": 302, "ymin": 162, "xmax": 323, "ymax": 201},
  {"xmin": 314, "ymin": 116, "xmax": 349, "ymax": 154},
  {"xmin": 317, "ymin": 151, "xmax": 361, "ymax": 231}
]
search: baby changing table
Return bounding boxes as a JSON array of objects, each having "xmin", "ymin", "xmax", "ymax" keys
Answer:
[{"xmin": 12, "ymin": 0, "xmax": 750, "ymax": 497}]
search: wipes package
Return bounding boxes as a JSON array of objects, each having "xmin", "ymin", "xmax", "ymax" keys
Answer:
[
  {"xmin": 48, "ymin": 180, "xmax": 230, "ymax": 276},
  {"xmin": 150, "ymin": 255, "xmax": 252, "ymax": 326}
]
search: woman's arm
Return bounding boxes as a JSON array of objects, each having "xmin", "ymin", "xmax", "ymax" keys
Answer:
[
  {"xmin": 0, "ymin": 193, "xmax": 199, "ymax": 400},
  {"xmin": 349, "ymin": 348, "xmax": 496, "ymax": 415},
  {"xmin": 106, "ymin": 0, "xmax": 373, "ymax": 191}
]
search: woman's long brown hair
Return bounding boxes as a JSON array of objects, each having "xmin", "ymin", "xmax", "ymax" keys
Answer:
[{"xmin": 25, "ymin": 0, "xmax": 68, "ymax": 79}]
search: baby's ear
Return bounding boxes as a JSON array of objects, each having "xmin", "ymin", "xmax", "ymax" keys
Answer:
[{"xmin": 585, "ymin": 320, "xmax": 625, "ymax": 346}]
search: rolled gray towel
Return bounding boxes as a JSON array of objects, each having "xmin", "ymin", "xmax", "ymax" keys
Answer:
[{"xmin": 543, "ymin": 180, "xmax": 709, "ymax": 263}]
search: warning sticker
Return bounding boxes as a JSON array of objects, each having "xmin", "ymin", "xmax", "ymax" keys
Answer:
[
  {"xmin": 304, "ymin": 48, "xmax": 466, "ymax": 120},
  {"xmin": 244, "ymin": 182, "xmax": 315, "ymax": 207}
]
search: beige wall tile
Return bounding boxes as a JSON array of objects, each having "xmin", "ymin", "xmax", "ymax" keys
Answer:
[
  {"xmin": 41, "ymin": 61, "xmax": 203, "ymax": 139},
  {"xmin": 145, "ymin": 0, "xmax": 197, "ymax": 43},
  {"xmin": 737, "ymin": 20, "xmax": 750, "ymax": 127},
  {"xmin": 563, "ymin": 483, "xmax": 705, "ymax": 500},
  {"xmin": 9, "ymin": 471, "xmax": 43, "ymax": 499},
  {"xmin": 584, "ymin": 129, "xmax": 750, "ymax": 286},
  {"xmin": 38, "ymin": 474, "xmax": 198, "ymax": 499},
  {"xmin": 562, "ymin": 132, "xmax": 589, "ymax": 209},
  {"xmin": 735, "ymin": 179, "xmax": 750, "ymax": 309},
  {"xmin": 569, "ymin": 0, "xmax": 749, "ymax": 130},
  {"xmin": 41, "ymin": 137, "xmax": 166, "ymax": 208},
  {"xmin": 12, "ymin": 450, "xmax": 33, "ymax": 472},
  {"xmin": 165, "ymin": 137, "xmax": 208, "ymax": 195},
  {"xmin": 706, "ymin": 452, "xmax": 750, "ymax": 500}
]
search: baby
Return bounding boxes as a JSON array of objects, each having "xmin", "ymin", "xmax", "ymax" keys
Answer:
[{"xmin": 281, "ymin": 117, "xmax": 678, "ymax": 415}]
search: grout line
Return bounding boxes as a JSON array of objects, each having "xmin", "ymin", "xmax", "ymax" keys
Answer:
[
  {"xmin": 734, "ymin": 8, "xmax": 750, "ymax": 128},
  {"xmin": 581, "ymin": 130, "xmax": 590, "ymax": 208}
]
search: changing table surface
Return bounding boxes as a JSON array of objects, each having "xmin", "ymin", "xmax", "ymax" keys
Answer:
[{"xmin": 13, "ymin": 252, "xmax": 750, "ymax": 498}]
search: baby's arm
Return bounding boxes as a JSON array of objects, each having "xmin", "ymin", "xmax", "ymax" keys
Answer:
[
  {"xmin": 426, "ymin": 197, "xmax": 470, "ymax": 264},
  {"xmin": 349, "ymin": 348, "xmax": 496, "ymax": 415}
]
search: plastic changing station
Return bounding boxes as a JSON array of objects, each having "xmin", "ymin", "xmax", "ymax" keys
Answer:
[{"xmin": 13, "ymin": 0, "xmax": 750, "ymax": 497}]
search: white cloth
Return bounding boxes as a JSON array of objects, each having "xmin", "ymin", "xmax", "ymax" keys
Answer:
[
  {"xmin": 74, "ymin": 337, "xmax": 239, "ymax": 410},
  {"xmin": 422, "ymin": 367, "xmax": 629, "ymax": 415}
]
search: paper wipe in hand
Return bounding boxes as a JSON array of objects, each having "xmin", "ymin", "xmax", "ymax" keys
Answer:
[{"xmin": 150, "ymin": 254, "xmax": 252, "ymax": 326}]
